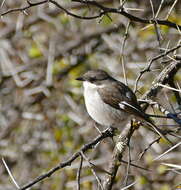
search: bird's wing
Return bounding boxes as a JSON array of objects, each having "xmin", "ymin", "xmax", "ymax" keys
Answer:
[
  {"xmin": 98, "ymin": 81, "xmax": 173, "ymax": 144},
  {"xmin": 97, "ymin": 81, "xmax": 148, "ymax": 121}
]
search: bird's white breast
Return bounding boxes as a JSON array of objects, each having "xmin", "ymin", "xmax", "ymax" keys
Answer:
[{"xmin": 83, "ymin": 81, "xmax": 129, "ymax": 128}]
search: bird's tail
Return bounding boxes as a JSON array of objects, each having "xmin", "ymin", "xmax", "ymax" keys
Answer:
[
  {"xmin": 140, "ymin": 113, "xmax": 172, "ymax": 145},
  {"xmin": 120, "ymin": 101, "xmax": 172, "ymax": 144}
]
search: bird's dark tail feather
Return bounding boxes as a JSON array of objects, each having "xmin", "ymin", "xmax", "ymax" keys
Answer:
[{"xmin": 121, "ymin": 101, "xmax": 172, "ymax": 145}]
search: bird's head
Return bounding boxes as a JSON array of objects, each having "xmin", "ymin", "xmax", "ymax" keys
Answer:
[{"xmin": 76, "ymin": 70, "xmax": 112, "ymax": 85}]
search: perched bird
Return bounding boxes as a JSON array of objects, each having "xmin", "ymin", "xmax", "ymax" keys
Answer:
[{"xmin": 76, "ymin": 69, "xmax": 170, "ymax": 142}]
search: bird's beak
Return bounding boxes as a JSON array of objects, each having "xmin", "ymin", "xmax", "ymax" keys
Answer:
[{"xmin": 76, "ymin": 77, "xmax": 85, "ymax": 81}]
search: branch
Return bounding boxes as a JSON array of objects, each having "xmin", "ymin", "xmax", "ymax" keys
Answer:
[
  {"xmin": 1, "ymin": 0, "xmax": 114, "ymax": 38},
  {"xmin": 1, "ymin": 0, "xmax": 102, "ymax": 20},
  {"xmin": 72, "ymin": 0, "xmax": 181, "ymax": 30},
  {"xmin": 18, "ymin": 127, "xmax": 116, "ymax": 190},
  {"xmin": 143, "ymin": 61, "xmax": 181, "ymax": 99},
  {"xmin": 134, "ymin": 43, "xmax": 181, "ymax": 92},
  {"xmin": 1, "ymin": 0, "xmax": 181, "ymax": 31},
  {"xmin": 103, "ymin": 122, "xmax": 137, "ymax": 190},
  {"xmin": 1, "ymin": 0, "xmax": 48, "ymax": 16},
  {"xmin": 142, "ymin": 61, "xmax": 181, "ymax": 125}
]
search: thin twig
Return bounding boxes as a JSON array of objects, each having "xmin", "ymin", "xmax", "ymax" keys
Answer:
[
  {"xmin": 120, "ymin": 180, "xmax": 138, "ymax": 190},
  {"xmin": 156, "ymin": 83, "xmax": 181, "ymax": 93},
  {"xmin": 155, "ymin": 0, "xmax": 165, "ymax": 18},
  {"xmin": 46, "ymin": 37, "xmax": 55, "ymax": 86},
  {"xmin": 154, "ymin": 141, "xmax": 181, "ymax": 161},
  {"xmin": 2, "ymin": 158, "xmax": 20, "ymax": 189},
  {"xmin": 134, "ymin": 43, "xmax": 181, "ymax": 92},
  {"xmin": 1, "ymin": 0, "xmax": 48, "ymax": 16},
  {"xmin": 76, "ymin": 154, "xmax": 83, "ymax": 190},
  {"xmin": 149, "ymin": 0, "xmax": 155, "ymax": 18},
  {"xmin": 123, "ymin": 144, "xmax": 131, "ymax": 186},
  {"xmin": 0, "ymin": 0, "xmax": 6, "ymax": 8},
  {"xmin": 138, "ymin": 137, "xmax": 161, "ymax": 160},
  {"xmin": 165, "ymin": 0, "xmax": 178, "ymax": 20},
  {"xmin": 120, "ymin": 159, "xmax": 150, "ymax": 171},
  {"xmin": 81, "ymin": 152, "xmax": 104, "ymax": 190},
  {"xmin": 120, "ymin": 21, "xmax": 130, "ymax": 86}
]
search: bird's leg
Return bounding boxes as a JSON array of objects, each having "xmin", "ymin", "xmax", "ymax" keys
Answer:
[
  {"xmin": 93, "ymin": 122, "xmax": 102, "ymax": 135},
  {"xmin": 110, "ymin": 127, "xmax": 115, "ymax": 144},
  {"xmin": 92, "ymin": 123, "xmax": 117, "ymax": 148},
  {"xmin": 131, "ymin": 119, "xmax": 141, "ymax": 130}
]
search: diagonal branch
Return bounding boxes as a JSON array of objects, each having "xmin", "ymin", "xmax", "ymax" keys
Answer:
[{"xmin": 18, "ymin": 127, "xmax": 116, "ymax": 190}]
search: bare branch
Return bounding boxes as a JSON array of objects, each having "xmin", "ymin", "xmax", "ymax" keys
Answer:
[
  {"xmin": 103, "ymin": 122, "xmax": 138, "ymax": 190},
  {"xmin": 19, "ymin": 127, "xmax": 116, "ymax": 190},
  {"xmin": 1, "ymin": 0, "xmax": 181, "ymax": 30},
  {"xmin": 73, "ymin": 0, "xmax": 181, "ymax": 30},
  {"xmin": 134, "ymin": 43, "xmax": 181, "ymax": 92},
  {"xmin": 1, "ymin": 0, "xmax": 48, "ymax": 16}
]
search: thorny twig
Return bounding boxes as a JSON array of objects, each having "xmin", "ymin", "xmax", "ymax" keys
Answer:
[
  {"xmin": 1, "ymin": 0, "xmax": 181, "ymax": 30},
  {"xmin": 134, "ymin": 43, "xmax": 181, "ymax": 92}
]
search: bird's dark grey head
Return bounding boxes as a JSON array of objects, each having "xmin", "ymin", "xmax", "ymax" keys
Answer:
[{"xmin": 76, "ymin": 70, "xmax": 112, "ymax": 84}]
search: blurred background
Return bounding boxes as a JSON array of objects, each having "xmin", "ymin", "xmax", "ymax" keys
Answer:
[{"xmin": 0, "ymin": 0, "xmax": 181, "ymax": 189}]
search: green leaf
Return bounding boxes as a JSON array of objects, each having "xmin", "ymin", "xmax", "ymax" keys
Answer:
[
  {"xmin": 100, "ymin": 14, "xmax": 112, "ymax": 26},
  {"xmin": 59, "ymin": 13, "xmax": 69, "ymax": 25},
  {"xmin": 28, "ymin": 44, "xmax": 42, "ymax": 58},
  {"xmin": 138, "ymin": 176, "xmax": 148, "ymax": 185},
  {"xmin": 157, "ymin": 165, "xmax": 167, "ymax": 175}
]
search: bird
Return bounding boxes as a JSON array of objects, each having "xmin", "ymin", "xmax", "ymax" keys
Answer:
[{"xmin": 76, "ymin": 69, "xmax": 171, "ymax": 143}]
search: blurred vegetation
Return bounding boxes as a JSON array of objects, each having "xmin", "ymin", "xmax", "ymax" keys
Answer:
[{"xmin": 0, "ymin": 0, "xmax": 180, "ymax": 190}]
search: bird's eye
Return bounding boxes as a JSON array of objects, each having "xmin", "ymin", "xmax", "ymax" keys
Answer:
[{"xmin": 89, "ymin": 77, "xmax": 96, "ymax": 82}]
